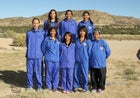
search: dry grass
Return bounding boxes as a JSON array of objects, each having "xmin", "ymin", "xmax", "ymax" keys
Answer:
[
  {"xmin": 101, "ymin": 34, "xmax": 140, "ymax": 40},
  {"xmin": 0, "ymin": 38, "xmax": 140, "ymax": 98}
]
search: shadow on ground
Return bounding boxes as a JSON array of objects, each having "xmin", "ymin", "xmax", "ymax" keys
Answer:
[{"xmin": 0, "ymin": 70, "xmax": 26, "ymax": 88}]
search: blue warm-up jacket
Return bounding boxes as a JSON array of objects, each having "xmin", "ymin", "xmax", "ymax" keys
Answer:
[
  {"xmin": 75, "ymin": 39, "xmax": 92, "ymax": 63},
  {"xmin": 44, "ymin": 20, "xmax": 60, "ymax": 37},
  {"xmin": 78, "ymin": 20, "xmax": 95, "ymax": 40},
  {"xmin": 59, "ymin": 18, "xmax": 77, "ymax": 41},
  {"xmin": 90, "ymin": 39, "xmax": 111, "ymax": 68},
  {"xmin": 59, "ymin": 43, "xmax": 75, "ymax": 68},
  {"xmin": 26, "ymin": 27, "xmax": 45, "ymax": 59},
  {"xmin": 41, "ymin": 36, "xmax": 60, "ymax": 62}
]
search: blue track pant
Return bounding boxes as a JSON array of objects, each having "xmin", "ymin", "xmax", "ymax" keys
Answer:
[
  {"xmin": 61, "ymin": 68, "xmax": 73, "ymax": 91},
  {"xmin": 26, "ymin": 59, "xmax": 42, "ymax": 88},
  {"xmin": 45, "ymin": 61, "xmax": 59, "ymax": 90},
  {"xmin": 73, "ymin": 62, "xmax": 89, "ymax": 90}
]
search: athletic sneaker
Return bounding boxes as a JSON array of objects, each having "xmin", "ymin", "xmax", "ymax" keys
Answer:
[
  {"xmin": 73, "ymin": 88, "xmax": 78, "ymax": 92},
  {"xmin": 97, "ymin": 89, "xmax": 103, "ymax": 94},
  {"xmin": 91, "ymin": 89, "xmax": 96, "ymax": 93},
  {"xmin": 26, "ymin": 87, "xmax": 33, "ymax": 91},
  {"xmin": 62, "ymin": 90, "xmax": 67, "ymax": 93},
  {"xmin": 53, "ymin": 89, "xmax": 58, "ymax": 92},
  {"xmin": 37, "ymin": 88, "xmax": 42, "ymax": 92},
  {"xmin": 82, "ymin": 89, "xmax": 88, "ymax": 92},
  {"xmin": 66, "ymin": 91, "xmax": 72, "ymax": 94},
  {"xmin": 45, "ymin": 89, "xmax": 52, "ymax": 92}
]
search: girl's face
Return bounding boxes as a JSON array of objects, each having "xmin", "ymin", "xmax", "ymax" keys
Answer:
[
  {"xmin": 65, "ymin": 34, "xmax": 71, "ymax": 42},
  {"xmin": 83, "ymin": 13, "xmax": 90, "ymax": 21},
  {"xmin": 50, "ymin": 29, "xmax": 56, "ymax": 37},
  {"xmin": 94, "ymin": 32, "xmax": 100, "ymax": 40},
  {"xmin": 50, "ymin": 11, "xmax": 56, "ymax": 19},
  {"xmin": 66, "ymin": 11, "xmax": 72, "ymax": 20},
  {"xmin": 79, "ymin": 29, "xmax": 86, "ymax": 38},
  {"xmin": 32, "ymin": 19, "xmax": 40, "ymax": 30}
]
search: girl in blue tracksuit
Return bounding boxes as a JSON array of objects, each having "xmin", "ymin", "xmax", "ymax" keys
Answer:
[
  {"xmin": 26, "ymin": 18, "xmax": 45, "ymax": 90},
  {"xmin": 41, "ymin": 27, "xmax": 60, "ymax": 91},
  {"xmin": 60, "ymin": 32, "xmax": 75, "ymax": 93},
  {"xmin": 78, "ymin": 11, "xmax": 95, "ymax": 40},
  {"xmin": 59, "ymin": 10, "xmax": 77, "ymax": 42},
  {"xmin": 73, "ymin": 26, "xmax": 92, "ymax": 92},
  {"xmin": 44, "ymin": 9, "xmax": 60, "ymax": 39},
  {"xmin": 43, "ymin": 9, "xmax": 60, "ymax": 86},
  {"xmin": 90, "ymin": 29, "xmax": 111, "ymax": 93}
]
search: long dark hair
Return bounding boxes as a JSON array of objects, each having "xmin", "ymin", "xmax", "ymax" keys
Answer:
[
  {"xmin": 63, "ymin": 32, "xmax": 73, "ymax": 43},
  {"xmin": 78, "ymin": 26, "xmax": 88, "ymax": 39},
  {"xmin": 46, "ymin": 9, "xmax": 59, "ymax": 30},
  {"xmin": 83, "ymin": 11, "xmax": 93, "ymax": 25},
  {"xmin": 47, "ymin": 27, "xmax": 58, "ymax": 38}
]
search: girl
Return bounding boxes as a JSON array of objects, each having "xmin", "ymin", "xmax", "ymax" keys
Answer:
[
  {"xmin": 59, "ymin": 10, "xmax": 77, "ymax": 42},
  {"xmin": 78, "ymin": 11, "xmax": 95, "ymax": 40},
  {"xmin": 90, "ymin": 29, "xmax": 111, "ymax": 93},
  {"xmin": 60, "ymin": 32, "xmax": 75, "ymax": 93},
  {"xmin": 41, "ymin": 27, "xmax": 60, "ymax": 91},
  {"xmin": 26, "ymin": 18, "xmax": 45, "ymax": 91},
  {"xmin": 44, "ymin": 9, "xmax": 60, "ymax": 38},
  {"xmin": 73, "ymin": 26, "xmax": 92, "ymax": 92}
]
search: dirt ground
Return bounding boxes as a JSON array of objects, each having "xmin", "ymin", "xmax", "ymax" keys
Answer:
[{"xmin": 0, "ymin": 38, "xmax": 140, "ymax": 98}]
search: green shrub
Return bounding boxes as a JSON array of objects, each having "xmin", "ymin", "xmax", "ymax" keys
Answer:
[
  {"xmin": 0, "ymin": 30, "xmax": 16, "ymax": 38},
  {"xmin": 123, "ymin": 68, "xmax": 138, "ymax": 80},
  {"xmin": 124, "ymin": 68, "xmax": 135, "ymax": 75},
  {"xmin": 12, "ymin": 34, "xmax": 26, "ymax": 47}
]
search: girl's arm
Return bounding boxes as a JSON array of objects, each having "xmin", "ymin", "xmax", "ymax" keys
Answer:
[
  {"xmin": 92, "ymin": 23, "xmax": 95, "ymax": 30},
  {"xmin": 87, "ymin": 40, "xmax": 92, "ymax": 56},
  {"xmin": 104, "ymin": 41, "xmax": 111, "ymax": 58},
  {"xmin": 26, "ymin": 32, "xmax": 28, "ymax": 47},
  {"xmin": 41, "ymin": 38, "xmax": 47, "ymax": 55},
  {"xmin": 59, "ymin": 21, "xmax": 62, "ymax": 37},
  {"xmin": 44, "ymin": 20, "xmax": 47, "ymax": 31},
  {"xmin": 75, "ymin": 21, "xmax": 78, "ymax": 34}
]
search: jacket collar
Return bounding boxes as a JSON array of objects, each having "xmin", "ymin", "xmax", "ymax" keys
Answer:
[
  {"xmin": 81, "ymin": 20, "xmax": 90, "ymax": 24},
  {"xmin": 62, "ymin": 42, "xmax": 72, "ymax": 47},
  {"xmin": 77, "ymin": 38, "xmax": 87, "ymax": 43},
  {"xmin": 48, "ymin": 36, "xmax": 58, "ymax": 41},
  {"xmin": 31, "ymin": 27, "xmax": 43, "ymax": 32},
  {"xmin": 64, "ymin": 18, "xmax": 74, "ymax": 22}
]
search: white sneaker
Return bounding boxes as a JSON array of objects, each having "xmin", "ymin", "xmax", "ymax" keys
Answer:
[
  {"xmin": 97, "ymin": 89, "xmax": 103, "ymax": 94},
  {"xmin": 91, "ymin": 89, "xmax": 96, "ymax": 93},
  {"xmin": 62, "ymin": 90, "xmax": 67, "ymax": 93}
]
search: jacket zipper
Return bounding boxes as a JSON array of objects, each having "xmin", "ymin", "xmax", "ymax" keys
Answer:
[{"xmin": 35, "ymin": 31, "xmax": 37, "ymax": 59}]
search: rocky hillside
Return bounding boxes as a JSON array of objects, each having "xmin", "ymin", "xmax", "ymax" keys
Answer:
[{"xmin": 0, "ymin": 10, "xmax": 140, "ymax": 26}]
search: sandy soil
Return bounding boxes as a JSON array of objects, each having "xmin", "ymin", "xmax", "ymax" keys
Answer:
[
  {"xmin": 0, "ymin": 38, "xmax": 139, "ymax": 98},
  {"xmin": 107, "ymin": 40, "xmax": 140, "ymax": 61}
]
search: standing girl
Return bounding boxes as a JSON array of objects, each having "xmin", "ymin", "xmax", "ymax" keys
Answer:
[
  {"xmin": 41, "ymin": 27, "xmax": 60, "ymax": 91},
  {"xmin": 90, "ymin": 29, "xmax": 111, "ymax": 93},
  {"xmin": 73, "ymin": 26, "xmax": 92, "ymax": 92},
  {"xmin": 43, "ymin": 9, "xmax": 59, "ymax": 87},
  {"xmin": 60, "ymin": 32, "xmax": 75, "ymax": 93},
  {"xmin": 78, "ymin": 11, "xmax": 95, "ymax": 40},
  {"xmin": 59, "ymin": 10, "xmax": 77, "ymax": 41},
  {"xmin": 26, "ymin": 18, "xmax": 45, "ymax": 90},
  {"xmin": 44, "ymin": 9, "xmax": 60, "ymax": 38}
]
